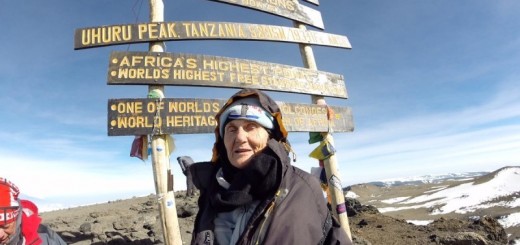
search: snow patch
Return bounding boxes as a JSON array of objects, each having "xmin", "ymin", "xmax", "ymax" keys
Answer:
[
  {"xmin": 407, "ymin": 220, "xmax": 433, "ymax": 226},
  {"xmin": 379, "ymin": 205, "xmax": 424, "ymax": 213},
  {"xmin": 498, "ymin": 212, "xmax": 520, "ymax": 228},
  {"xmin": 424, "ymin": 185, "xmax": 449, "ymax": 193},
  {"xmin": 345, "ymin": 191, "xmax": 359, "ymax": 198},
  {"xmin": 381, "ymin": 196, "xmax": 410, "ymax": 204}
]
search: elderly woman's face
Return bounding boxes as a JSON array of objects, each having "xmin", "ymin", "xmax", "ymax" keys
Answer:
[{"xmin": 224, "ymin": 119, "xmax": 269, "ymax": 169}]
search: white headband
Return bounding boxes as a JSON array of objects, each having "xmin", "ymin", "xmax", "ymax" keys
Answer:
[{"xmin": 219, "ymin": 97, "xmax": 274, "ymax": 137}]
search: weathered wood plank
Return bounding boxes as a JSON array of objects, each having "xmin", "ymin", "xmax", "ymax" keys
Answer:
[
  {"xmin": 107, "ymin": 98, "xmax": 354, "ymax": 136},
  {"xmin": 107, "ymin": 51, "xmax": 348, "ymax": 98},
  {"xmin": 74, "ymin": 21, "xmax": 351, "ymax": 49},
  {"xmin": 209, "ymin": 0, "xmax": 323, "ymax": 29},
  {"xmin": 302, "ymin": 0, "xmax": 319, "ymax": 6},
  {"xmin": 277, "ymin": 101, "xmax": 354, "ymax": 133}
]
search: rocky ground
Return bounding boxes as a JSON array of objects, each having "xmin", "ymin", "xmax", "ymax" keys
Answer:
[{"xmin": 40, "ymin": 191, "xmax": 511, "ymax": 245}]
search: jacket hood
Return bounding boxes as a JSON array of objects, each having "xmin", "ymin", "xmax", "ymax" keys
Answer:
[{"xmin": 211, "ymin": 88, "xmax": 289, "ymax": 163}]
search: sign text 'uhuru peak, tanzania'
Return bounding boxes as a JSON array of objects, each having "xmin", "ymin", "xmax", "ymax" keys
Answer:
[
  {"xmin": 74, "ymin": 21, "xmax": 351, "ymax": 49},
  {"xmin": 108, "ymin": 51, "xmax": 347, "ymax": 98},
  {"xmin": 208, "ymin": 0, "xmax": 324, "ymax": 29},
  {"xmin": 108, "ymin": 98, "xmax": 353, "ymax": 136}
]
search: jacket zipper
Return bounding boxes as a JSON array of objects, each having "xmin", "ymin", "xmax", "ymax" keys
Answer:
[{"xmin": 253, "ymin": 190, "xmax": 280, "ymax": 245}]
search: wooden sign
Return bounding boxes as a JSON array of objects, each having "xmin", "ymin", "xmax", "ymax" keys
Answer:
[
  {"xmin": 209, "ymin": 0, "xmax": 324, "ymax": 29},
  {"xmin": 108, "ymin": 51, "xmax": 348, "ymax": 98},
  {"xmin": 277, "ymin": 102, "xmax": 354, "ymax": 133},
  {"xmin": 108, "ymin": 98, "xmax": 221, "ymax": 136},
  {"xmin": 303, "ymin": 0, "xmax": 319, "ymax": 5},
  {"xmin": 108, "ymin": 98, "xmax": 354, "ymax": 136},
  {"xmin": 74, "ymin": 21, "xmax": 351, "ymax": 50}
]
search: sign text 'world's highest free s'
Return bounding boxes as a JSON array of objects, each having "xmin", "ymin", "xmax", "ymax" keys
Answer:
[
  {"xmin": 108, "ymin": 51, "xmax": 348, "ymax": 98},
  {"xmin": 74, "ymin": 21, "xmax": 351, "ymax": 50},
  {"xmin": 108, "ymin": 98, "xmax": 353, "ymax": 136},
  {"xmin": 209, "ymin": 0, "xmax": 324, "ymax": 29}
]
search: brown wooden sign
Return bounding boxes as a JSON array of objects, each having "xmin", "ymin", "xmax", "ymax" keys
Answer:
[
  {"xmin": 209, "ymin": 0, "xmax": 324, "ymax": 29},
  {"xmin": 108, "ymin": 98, "xmax": 353, "ymax": 136},
  {"xmin": 108, "ymin": 51, "xmax": 348, "ymax": 98},
  {"xmin": 74, "ymin": 21, "xmax": 351, "ymax": 50},
  {"xmin": 108, "ymin": 98, "xmax": 221, "ymax": 136},
  {"xmin": 277, "ymin": 102, "xmax": 354, "ymax": 133}
]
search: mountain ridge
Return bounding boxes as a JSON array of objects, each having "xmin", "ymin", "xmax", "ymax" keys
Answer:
[
  {"xmin": 348, "ymin": 166, "xmax": 520, "ymax": 244},
  {"xmin": 365, "ymin": 171, "xmax": 490, "ymax": 187}
]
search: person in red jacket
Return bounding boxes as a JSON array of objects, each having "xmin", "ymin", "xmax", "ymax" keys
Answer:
[{"xmin": 0, "ymin": 178, "xmax": 66, "ymax": 245}]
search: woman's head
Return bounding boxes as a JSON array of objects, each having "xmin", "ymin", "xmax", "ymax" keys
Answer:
[
  {"xmin": 223, "ymin": 119, "xmax": 270, "ymax": 168},
  {"xmin": 219, "ymin": 96, "xmax": 274, "ymax": 168},
  {"xmin": 212, "ymin": 89, "xmax": 289, "ymax": 168}
]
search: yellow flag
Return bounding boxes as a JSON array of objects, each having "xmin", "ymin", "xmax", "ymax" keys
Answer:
[{"xmin": 309, "ymin": 140, "xmax": 336, "ymax": 160}]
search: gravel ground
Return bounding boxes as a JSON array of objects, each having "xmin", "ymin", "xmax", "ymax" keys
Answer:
[{"xmin": 40, "ymin": 191, "xmax": 510, "ymax": 244}]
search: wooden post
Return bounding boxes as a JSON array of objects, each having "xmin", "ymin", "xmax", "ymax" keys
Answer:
[
  {"xmin": 294, "ymin": 20, "xmax": 353, "ymax": 241},
  {"xmin": 149, "ymin": 1, "xmax": 183, "ymax": 244}
]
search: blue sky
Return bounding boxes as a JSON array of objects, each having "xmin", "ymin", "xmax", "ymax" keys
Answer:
[{"xmin": 1, "ymin": 0, "xmax": 519, "ymax": 211}]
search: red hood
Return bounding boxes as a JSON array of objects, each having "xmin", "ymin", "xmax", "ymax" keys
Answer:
[{"xmin": 20, "ymin": 200, "xmax": 42, "ymax": 245}]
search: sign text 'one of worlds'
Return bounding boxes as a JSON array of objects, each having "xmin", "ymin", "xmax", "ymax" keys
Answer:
[{"xmin": 108, "ymin": 98, "xmax": 354, "ymax": 136}]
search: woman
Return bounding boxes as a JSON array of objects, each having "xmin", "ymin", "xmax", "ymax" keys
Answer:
[{"xmin": 190, "ymin": 88, "xmax": 350, "ymax": 245}]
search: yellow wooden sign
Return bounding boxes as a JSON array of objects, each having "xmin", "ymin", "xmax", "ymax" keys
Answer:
[
  {"xmin": 74, "ymin": 21, "xmax": 351, "ymax": 50},
  {"xmin": 209, "ymin": 0, "xmax": 324, "ymax": 29},
  {"xmin": 108, "ymin": 98, "xmax": 354, "ymax": 136},
  {"xmin": 108, "ymin": 51, "xmax": 348, "ymax": 98}
]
